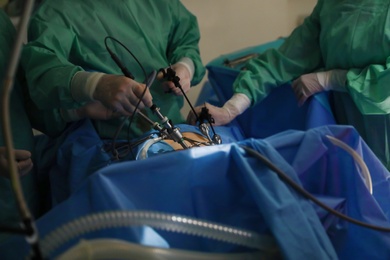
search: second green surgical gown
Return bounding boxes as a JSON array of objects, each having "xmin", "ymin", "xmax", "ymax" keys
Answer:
[
  {"xmin": 233, "ymin": 0, "xmax": 390, "ymax": 170},
  {"xmin": 22, "ymin": 0, "xmax": 205, "ymax": 139}
]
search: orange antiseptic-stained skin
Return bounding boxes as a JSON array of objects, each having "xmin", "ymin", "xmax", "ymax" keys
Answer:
[{"xmin": 164, "ymin": 132, "xmax": 209, "ymax": 150}]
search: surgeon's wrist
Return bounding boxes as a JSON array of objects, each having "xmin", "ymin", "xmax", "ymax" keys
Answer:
[
  {"xmin": 71, "ymin": 71, "xmax": 106, "ymax": 102},
  {"xmin": 175, "ymin": 57, "xmax": 195, "ymax": 80},
  {"xmin": 329, "ymin": 70, "xmax": 347, "ymax": 91},
  {"xmin": 222, "ymin": 93, "xmax": 251, "ymax": 120},
  {"xmin": 316, "ymin": 70, "xmax": 347, "ymax": 91}
]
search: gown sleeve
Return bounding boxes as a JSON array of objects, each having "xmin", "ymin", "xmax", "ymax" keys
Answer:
[
  {"xmin": 22, "ymin": 14, "xmax": 84, "ymax": 110},
  {"xmin": 166, "ymin": 0, "xmax": 206, "ymax": 85},
  {"xmin": 232, "ymin": 0, "xmax": 325, "ymax": 106},
  {"xmin": 346, "ymin": 59, "xmax": 390, "ymax": 115}
]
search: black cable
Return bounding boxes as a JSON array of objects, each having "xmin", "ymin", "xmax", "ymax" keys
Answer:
[
  {"xmin": 104, "ymin": 36, "xmax": 150, "ymax": 158},
  {"xmin": 159, "ymin": 67, "xmax": 200, "ymax": 123},
  {"xmin": 240, "ymin": 145, "xmax": 390, "ymax": 233},
  {"xmin": 104, "ymin": 36, "xmax": 147, "ymax": 80},
  {"xmin": 182, "ymin": 136, "xmax": 211, "ymax": 147}
]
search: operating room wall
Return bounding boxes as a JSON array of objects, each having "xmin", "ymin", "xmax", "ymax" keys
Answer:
[{"xmin": 180, "ymin": 0, "xmax": 317, "ymax": 117}]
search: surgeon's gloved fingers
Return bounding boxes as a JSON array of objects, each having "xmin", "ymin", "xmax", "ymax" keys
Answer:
[
  {"xmin": 94, "ymin": 74, "xmax": 152, "ymax": 114},
  {"xmin": 208, "ymin": 104, "xmax": 231, "ymax": 126},
  {"xmin": 171, "ymin": 63, "xmax": 192, "ymax": 95},
  {"xmin": 161, "ymin": 81, "xmax": 173, "ymax": 94},
  {"xmin": 113, "ymin": 95, "xmax": 143, "ymax": 117},
  {"xmin": 132, "ymin": 83, "xmax": 153, "ymax": 108},
  {"xmin": 162, "ymin": 81, "xmax": 183, "ymax": 96},
  {"xmin": 0, "ymin": 158, "xmax": 8, "ymax": 177},
  {"xmin": 291, "ymin": 79, "xmax": 300, "ymax": 96},
  {"xmin": 292, "ymin": 73, "xmax": 321, "ymax": 106},
  {"xmin": 17, "ymin": 158, "xmax": 33, "ymax": 176},
  {"xmin": 114, "ymin": 98, "xmax": 137, "ymax": 116},
  {"xmin": 15, "ymin": 149, "xmax": 33, "ymax": 176},
  {"xmin": 14, "ymin": 149, "xmax": 32, "ymax": 161},
  {"xmin": 93, "ymin": 74, "xmax": 128, "ymax": 106},
  {"xmin": 0, "ymin": 148, "xmax": 33, "ymax": 178},
  {"xmin": 291, "ymin": 80, "xmax": 307, "ymax": 106},
  {"xmin": 191, "ymin": 103, "xmax": 231, "ymax": 126},
  {"xmin": 159, "ymin": 59, "xmax": 194, "ymax": 95},
  {"xmin": 0, "ymin": 147, "xmax": 9, "ymax": 176},
  {"xmin": 156, "ymin": 70, "xmax": 165, "ymax": 81}
]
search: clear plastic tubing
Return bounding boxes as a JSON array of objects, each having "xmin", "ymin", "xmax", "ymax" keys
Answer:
[
  {"xmin": 326, "ymin": 135, "xmax": 373, "ymax": 194},
  {"xmin": 137, "ymin": 137, "xmax": 163, "ymax": 160},
  {"xmin": 40, "ymin": 210, "xmax": 277, "ymax": 258}
]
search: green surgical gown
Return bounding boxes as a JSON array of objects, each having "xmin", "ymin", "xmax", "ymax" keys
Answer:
[
  {"xmin": 233, "ymin": 0, "xmax": 390, "ymax": 169},
  {"xmin": 0, "ymin": 9, "xmax": 39, "ymax": 242},
  {"xmin": 22, "ymin": 0, "xmax": 205, "ymax": 139}
]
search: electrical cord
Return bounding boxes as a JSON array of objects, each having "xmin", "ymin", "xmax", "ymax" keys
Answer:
[
  {"xmin": 104, "ymin": 36, "xmax": 150, "ymax": 159},
  {"xmin": 182, "ymin": 136, "xmax": 212, "ymax": 147},
  {"xmin": 158, "ymin": 66, "xmax": 200, "ymax": 123},
  {"xmin": 240, "ymin": 145, "xmax": 390, "ymax": 233}
]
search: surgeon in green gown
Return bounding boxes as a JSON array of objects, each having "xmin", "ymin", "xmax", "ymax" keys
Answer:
[
  {"xmin": 188, "ymin": 0, "xmax": 390, "ymax": 170},
  {"xmin": 0, "ymin": 9, "xmax": 40, "ymax": 243},
  {"xmin": 22, "ymin": 0, "xmax": 206, "ymax": 140}
]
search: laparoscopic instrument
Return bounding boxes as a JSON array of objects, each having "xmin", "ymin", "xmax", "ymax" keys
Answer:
[
  {"xmin": 140, "ymin": 67, "xmax": 222, "ymax": 150},
  {"xmin": 105, "ymin": 36, "xmax": 222, "ymax": 156},
  {"xmin": 159, "ymin": 66, "xmax": 222, "ymax": 146}
]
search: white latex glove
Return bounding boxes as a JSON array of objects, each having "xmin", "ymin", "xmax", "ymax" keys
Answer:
[
  {"xmin": 0, "ymin": 147, "xmax": 33, "ymax": 178},
  {"xmin": 93, "ymin": 74, "xmax": 153, "ymax": 115},
  {"xmin": 292, "ymin": 70, "xmax": 347, "ymax": 106},
  {"xmin": 187, "ymin": 93, "xmax": 250, "ymax": 126},
  {"xmin": 71, "ymin": 72, "xmax": 153, "ymax": 116},
  {"xmin": 158, "ymin": 58, "xmax": 194, "ymax": 96}
]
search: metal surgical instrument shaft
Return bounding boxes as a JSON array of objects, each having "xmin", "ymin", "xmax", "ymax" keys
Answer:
[
  {"xmin": 150, "ymin": 104, "xmax": 189, "ymax": 149},
  {"xmin": 137, "ymin": 110, "xmax": 163, "ymax": 132}
]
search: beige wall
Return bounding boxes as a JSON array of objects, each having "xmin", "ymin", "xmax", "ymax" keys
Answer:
[{"xmin": 180, "ymin": 0, "xmax": 316, "ymax": 116}]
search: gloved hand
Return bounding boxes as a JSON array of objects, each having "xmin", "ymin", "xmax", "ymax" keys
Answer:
[
  {"xmin": 158, "ymin": 58, "xmax": 194, "ymax": 96},
  {"xmin": 187, "ymin": 103, "xmax": 231, "ymax": 126},
  {"xmin": 0, "ymin": 147, "xmax": 33, "ymax": 178},
  {"xmin": 186, "ymin": 93, "xmax": 250, "ymax": 126},
  {"xmin": 292, "ymin": 70, "xmax": 347, "ymax": 106},
  {"xmin": 93, "ymin": 74, "xmax": 153, "ymax": 115},
  {"xmin": 61, "ymin": 101, "xmax": 123, "ymax": 122},
  {"xmin": 71, "ymin": 72, "xmax": 153, "ymax": 116}
]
